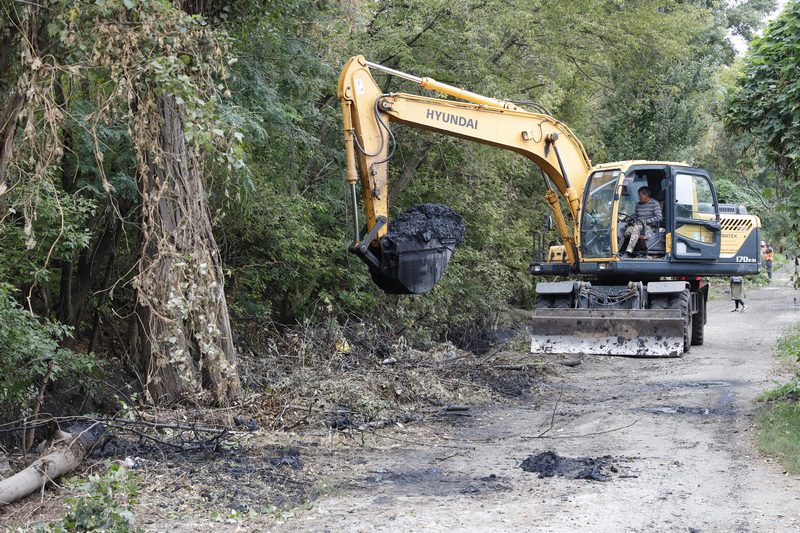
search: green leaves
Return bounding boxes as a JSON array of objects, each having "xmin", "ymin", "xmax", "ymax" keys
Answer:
[
  {"xmin": 42, "ymin": 462, "xmax": 142, "ymax": 532},
  {"xmin": 0, "ymin": 284, "xmax": 100, "ymax": 414},
  {"xmin": 726, "ymin": 1, "xmax": 800, "ymax": 241}
]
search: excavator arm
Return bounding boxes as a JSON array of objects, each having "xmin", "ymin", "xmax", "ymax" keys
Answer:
[{"xmin": 338, "ymin": 56, "xmax": 593, "ymax": 293}]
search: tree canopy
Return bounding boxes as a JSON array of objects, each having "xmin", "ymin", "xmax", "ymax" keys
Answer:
[{"xmin": 727, "ymin": 0, "xmax": 800, "ymax": 249}]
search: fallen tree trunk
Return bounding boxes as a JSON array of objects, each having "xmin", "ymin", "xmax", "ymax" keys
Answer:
[{"xmin": 0, "ymin": 425, "xmax": 102, "ymax": 507}]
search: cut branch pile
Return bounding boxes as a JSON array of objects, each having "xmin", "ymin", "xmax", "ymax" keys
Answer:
[{"xmin": 237, "ymin": 320, "xmax": 555, "ymax": 430}]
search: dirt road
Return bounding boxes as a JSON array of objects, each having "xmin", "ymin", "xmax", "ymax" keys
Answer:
[{"xmin": 293, "ymin": 279, "xmax": 800, "ymax": 532}]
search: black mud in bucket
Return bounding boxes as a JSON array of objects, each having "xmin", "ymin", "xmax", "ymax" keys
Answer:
[{"xmin": 361, "ymin": 204, "xmax": 465, "ymax": 295}]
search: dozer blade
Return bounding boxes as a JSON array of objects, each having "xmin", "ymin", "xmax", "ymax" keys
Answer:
[{"xmin": 529, "ymin": 308, "xmax": 685, "ymax": 357}]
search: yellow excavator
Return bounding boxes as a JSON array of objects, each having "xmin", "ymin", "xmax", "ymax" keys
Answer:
[{"xmin": 338, "ymin": 56, "xmax": 761, "ymax": 356}]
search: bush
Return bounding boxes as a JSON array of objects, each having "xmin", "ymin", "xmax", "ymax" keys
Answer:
[
  {"xmin": 756, "ymin": 325, "xmax": 800, "ymax": 474},
  {"xmin": 0, "ymin": 284, "xmax": 99, "ymax": 418},
  {"xmin": 37, "ymin": 462, "xmax": 142, "ymax": 532},
  {"xmin": 777, "ymin": 325, "xmax": 800, "ymax": 365}
]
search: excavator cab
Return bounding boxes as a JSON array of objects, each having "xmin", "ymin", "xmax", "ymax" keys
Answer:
[
  {"xmin": 580, "ymin": 167, "xmax": 668, "ymax": 260},
  {"xmin": 579, "ymin": 165, "xmax": 721, "ymax": 263}
]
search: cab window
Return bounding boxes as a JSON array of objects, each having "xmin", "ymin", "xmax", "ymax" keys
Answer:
[
  {"xmin": 580, "ymin": 169, "xmax": 620, "ymax": 258},
  {"xmin": 675, "ymin": 173, "xmax": 715, "ymax": 219},
  {"xmin": 674, "ymin": 173, "xmax": 717, "ymax": 245}
]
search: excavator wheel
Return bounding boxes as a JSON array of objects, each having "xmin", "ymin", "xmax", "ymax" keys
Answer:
[
  {"xmin": 649, "ymin": 295, "xmax": 668, "ymax": 310},
  {"xmin": 668, "ymin": 290, "xmax": 692, "ymax": 353},
  {"xmin": 691, "ymin": 292, "xmax": 705, "ymax": 346}
]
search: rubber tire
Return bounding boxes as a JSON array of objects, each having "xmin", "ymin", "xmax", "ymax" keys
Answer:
[
  {"xmin": 535, "ymin": 294, "xmax": 553, "ymax": 309},
  {"xmin": 649, "ymin": 295, "xmax": 668, "ymax": 309},
  {"xmin": 668, "ymin": 290, "xmax": 692, "ymax": 353},
  {"xmin": 691, "ymin": 291, "xmax": 705, "ymax": 346}
]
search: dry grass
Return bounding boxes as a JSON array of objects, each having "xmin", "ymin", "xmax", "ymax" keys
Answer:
[
  {"xmin": 2, "ymin": 321, "xmax": 555, "ymax": 530},
  {"xmin": 236, "ymin": 320, "xmax": 552, "ymax": 430}
]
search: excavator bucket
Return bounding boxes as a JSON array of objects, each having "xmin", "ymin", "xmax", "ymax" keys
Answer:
[
  {"xmin": 361, "ymin": 204, "xmax": 465, "ymax": 295},
  {"xmin": 529, "ymin": 308, "xmax": 686, "ymax": 357},
  {"xmin": 367, "ymin": 237, "xmax": 457, "ymax": 294}
]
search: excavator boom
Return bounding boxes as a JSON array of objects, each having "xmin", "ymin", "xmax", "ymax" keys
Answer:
[{"xmin": 338, "ymin": 56, "xmax": 590, "ymax": 292}]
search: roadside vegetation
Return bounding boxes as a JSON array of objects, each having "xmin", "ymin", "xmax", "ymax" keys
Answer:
[
  {"xmin": 757, "ymin": 325, "xmax": 800, "ymax": 474},
  {"xmin": 736, "ymin": 2, "xmax": 800, "ymax": 474}
]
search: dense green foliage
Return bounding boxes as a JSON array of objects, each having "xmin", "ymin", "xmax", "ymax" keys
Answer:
[
  {"xmin": 36, "ymin": 463, "xmax": 141, "ymax": 532},
  {"xmin": 0, "ymin": 0, "xmax": 785, "ymax": 406},
  {"xmin": 0, "ymin": 284, "xmax": 98, "ymax": 415},
  {"xmin": 727, "ymin": 1, "xmax": 800, "ymax": 179},
  {"xmin": 727, "ymin": 0, "xmax": 800, "ymax": 253}
]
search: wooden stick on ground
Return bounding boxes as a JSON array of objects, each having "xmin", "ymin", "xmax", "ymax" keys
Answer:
[
  {"xmin": 0, "ymin": 423, "xmax": 103, "ymax": 507},
  {"xmin": 25, "ymin": 359, "xmax": 54, "ymax": 453}
]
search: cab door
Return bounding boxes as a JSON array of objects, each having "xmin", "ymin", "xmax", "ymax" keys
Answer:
[{"xmin": 670, "ymin": 168, "xmax": 721, "ymax": 261}]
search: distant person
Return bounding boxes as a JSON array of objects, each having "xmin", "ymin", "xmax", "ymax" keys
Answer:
[
  {"xmin": 730, "ymin": 276, "xmax": 748, "ymax": 312},
  {"xmin": 761, "ymin": 241, "xmax": 774, "ymax": 279},
  {"xmin": 622, "ymin": 186, "xmax": 662, "ymax": 257}
]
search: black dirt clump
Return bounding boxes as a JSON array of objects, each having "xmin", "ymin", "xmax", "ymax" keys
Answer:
[
  {"xmin": 520, "ymin": 451, "xmax": 615, "ymax": 482},
  {"xmin": 269, "ymin": 453, "xmax": 303, "ymax": 469},
  {"xmin": 383, "ymin": 203, "xmax": 465, "ymax": 246}
]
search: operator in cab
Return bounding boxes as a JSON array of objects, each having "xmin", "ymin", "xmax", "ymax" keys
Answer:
[{"xmin": 622, "ymin": 186, "xmax": 662, "ymax": 258}]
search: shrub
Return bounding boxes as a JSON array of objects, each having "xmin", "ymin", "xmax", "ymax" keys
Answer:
[
  {"xmin": 38, "ymin": 462, "xmax": 142, "ymax": 533},
  {"xmin": 0, "ymin": 284, "xmax": 99, "ymax": 418}
]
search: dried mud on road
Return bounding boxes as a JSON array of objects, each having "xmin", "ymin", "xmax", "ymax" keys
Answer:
[{"xmin": 285, "ymin": 277, "xmax": 800, "ymax": 532}]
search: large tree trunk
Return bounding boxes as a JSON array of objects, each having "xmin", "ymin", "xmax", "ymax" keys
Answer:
[
  {"xmin": 0, "ymin": 91, "xmax": 24, "ymax": 192},
  {"xmin": 132, "ymin": 94, "xmax": 240, "ymax": 405}
]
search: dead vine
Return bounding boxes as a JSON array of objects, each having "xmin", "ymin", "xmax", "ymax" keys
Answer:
[{"xmin": 2, "ymin": 1, "xmax": 244, "ymax": 404}]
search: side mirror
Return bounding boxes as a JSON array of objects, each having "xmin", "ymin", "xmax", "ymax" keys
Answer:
[{"xmin": 544, "ymin": 215, "xmax": 553, "ymax": 231}]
